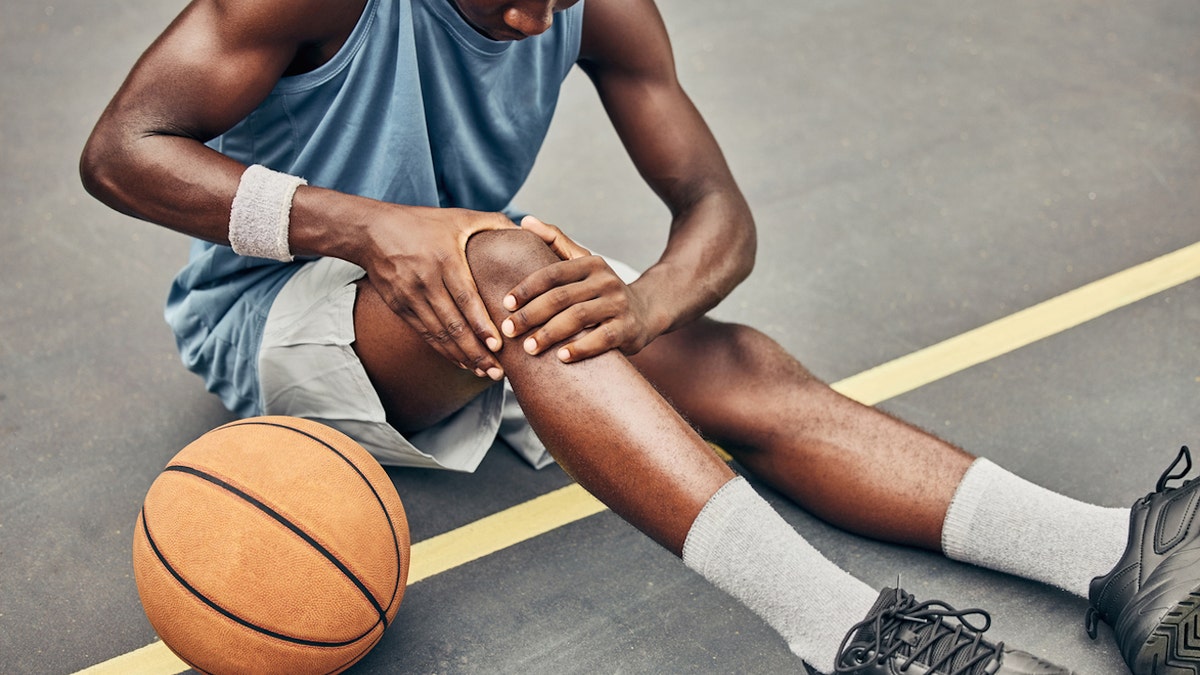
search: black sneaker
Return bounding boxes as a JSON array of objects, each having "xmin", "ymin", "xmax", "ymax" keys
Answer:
[
  {"xmin": 1086, "ymin": 445, "xmax": 1200, "ymax": 674},
  {"xmin": 815, "ymin": 587, "xmax": 1072, "ymax": 674}
]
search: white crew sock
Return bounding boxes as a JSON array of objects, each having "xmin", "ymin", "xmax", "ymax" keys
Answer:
[
  {"xmin": 681, "ymin": 476, "xmax": 879, "ymax": 674},
  {"xmin": 941, "ymin": 457, "xmax": 1129, "ymax": 597}
]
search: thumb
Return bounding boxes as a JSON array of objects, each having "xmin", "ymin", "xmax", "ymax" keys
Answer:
[{"xmin": 521, "ymin": 215, "xmax": 590, "ymax": 260}]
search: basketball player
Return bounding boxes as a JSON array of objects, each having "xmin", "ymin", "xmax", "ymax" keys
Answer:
[{"xmin": 80, "ymin": 0, "xmax": 1200, "ymax": 672}]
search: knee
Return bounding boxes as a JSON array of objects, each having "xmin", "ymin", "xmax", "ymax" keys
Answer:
[
  {"xmin": 465, "ymin": 228, "xmax": 558, "ymax": 292},
  {"xmin": 706, "ymin": 321, "xmax": 773, "ymax": 362},
  {"xmin": 707, "ymin": 321, "xmax": 822, "ymax": 388}
]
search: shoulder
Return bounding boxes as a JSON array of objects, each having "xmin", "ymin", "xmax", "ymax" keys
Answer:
[
  {"xmin": 165, "ymin": 0, "xmax": 370, "ymax": 76},
  {"xmin": 578, "ymin": 0, "xmax": 674, "ymax": 79},
  {"xmin": 179, "ymin": 0, "xmax": 368, "ymax": 53}
]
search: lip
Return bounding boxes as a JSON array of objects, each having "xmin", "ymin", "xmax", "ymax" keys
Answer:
[
  {"xmin": 448, "ymin": 0, "xmax": 522, "ymax": 42},
  {"xmin": 471, "ymin": 21, "xmax": 529, "ymax": 42},
  {"xmin": 490, "ymin": 27, "xmax": 529, "ymax": 41}
]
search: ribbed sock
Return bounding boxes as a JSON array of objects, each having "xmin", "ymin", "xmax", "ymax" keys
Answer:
[
  {"xmin": 681, "ymin": 476, "xmax": 878, "ymax": 674},
  {"xmin": 941, "ymin": 458, "xmax": 1129, "ymax": 597}
]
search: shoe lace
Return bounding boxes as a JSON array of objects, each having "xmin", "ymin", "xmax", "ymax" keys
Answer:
[{"xmin": 836, "ymin": 589, "xmax": 1002, "ymax": 675}]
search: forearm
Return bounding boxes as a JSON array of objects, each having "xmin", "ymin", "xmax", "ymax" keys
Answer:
[
  {"xmin": 77, "ymin": 0, "xmax": 398, "ymax": 265},
  {"xmin": 82, "ymin": 124, "xmax": 514, "ymax": 376},
  {"xmin": 633, "ymin": 187, "xmax": 756, "ymax": 336},
  {"xmin": 80, "ymin": 129, "xmax": 395, "ymax": 266},
  {"xmin": 81, "ymin": 130, "xmax": 242, "ymax": 241}
]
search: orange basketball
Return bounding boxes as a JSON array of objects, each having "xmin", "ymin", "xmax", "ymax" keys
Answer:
[{"xmin": 132, "ymin": 416, "xmax": 410, "ymax": 675}]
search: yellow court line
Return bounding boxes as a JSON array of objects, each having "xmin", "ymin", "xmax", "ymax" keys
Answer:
[
  {"xmin": 834, "ymin": 241, "xmax": 1200, "ymax": 406},
  {"xmin": 408, "ymin": 483, "xmax": 607, "ymax": 583},
  {"xmin": 78, "ymin": 486, "xmax": 608, "ymax": 675},
  {"xmin": 77, "ymin": 642, "xmax": 189, "ymax": 675},
  {"xmin": 75, "ymin": 240, "xmax": 1200, "ymax": 675}
]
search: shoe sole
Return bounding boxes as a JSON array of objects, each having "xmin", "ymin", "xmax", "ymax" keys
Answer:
[{"xmin": 1136, "ymin": 588, "xmax": 1200, "ymax": 675}]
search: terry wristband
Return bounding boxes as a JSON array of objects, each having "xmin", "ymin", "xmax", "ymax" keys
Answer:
[{"xmin": 228, "ymin": 164, "xmax": 307, "ymax": 262}]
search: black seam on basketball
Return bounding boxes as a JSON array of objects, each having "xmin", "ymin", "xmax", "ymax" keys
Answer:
[
  {"xmin": 140, "ymin": 506, "xmax": 376, "ymax": 648},
  {"xmin": 324, "ymin": 631, "xmax": 384, "ymax": 675},
  {"xmin": 212, "ymin": 419, "xmax": 405, "ymax": 611},
  {"xmin": 162, "ymin": 464, "xmax": 390, "ymax": 631}
]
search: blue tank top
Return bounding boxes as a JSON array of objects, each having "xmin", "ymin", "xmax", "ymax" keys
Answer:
[{"xmin": 166, "ymin": 0, "xmax": 584, "ymax": 416}]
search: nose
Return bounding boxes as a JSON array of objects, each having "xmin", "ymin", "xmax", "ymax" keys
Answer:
[{"xmin": 504, "ymin": 4, "xmax": 553, "ymax": 37}]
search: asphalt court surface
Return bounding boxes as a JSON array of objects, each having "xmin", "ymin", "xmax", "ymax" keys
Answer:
[{"xmin": 3, "ymin": 0, "xmax": 1199, "ymax": 673}]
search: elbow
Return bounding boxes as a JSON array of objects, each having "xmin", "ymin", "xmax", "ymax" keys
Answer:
[
  {"xmin": 79, "ymin": 132, "xmax": 112, "ymax": 203},
  {"xmin": 734, "ymin": 215, "xmax": 757, "ymax": 284},
  {"xmin": 79, "ymin": 127, "xmax": 133, "ymax": 211}
]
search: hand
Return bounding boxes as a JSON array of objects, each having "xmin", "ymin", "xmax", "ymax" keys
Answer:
[
  {"xmin": 360, "ymin": 206, "xmax": 516, "ymax": 379},
  {"xmin": 519, "ymin": 214, "xmax": 591, "ymax": 261},
  {"xmin": 501, "ymin": 216, "xmax": 660, "ymax": 362}
]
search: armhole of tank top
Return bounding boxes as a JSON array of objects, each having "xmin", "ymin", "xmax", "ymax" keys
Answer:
[{"xmin": 272, "ymin": 0, "xmax": 383, "ymax": 94}]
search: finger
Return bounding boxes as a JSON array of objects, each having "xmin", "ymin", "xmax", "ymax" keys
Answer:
[
  {"xmin": 520, "ymin": 216, "xmax": 591, "ymax": 261},
  {"xmin": 468, "ymin": 211, "xmax": 521, "ymax": 236},
  {"xmin": 397, "ymin": 298, "xmax": 474, "ymax": 370},
  {"xmin": 503, "ymin": 256, "xmax": 600, "ymax": 314},
  {"xmin": 502, "ymin": 265, "xmax": 612, "ymax": 340},
  {"xmin": 504, "ymin": 283, "xmax": 589, "ymax": 342},
  {"xmin": 455, "ymin": 213, "xmax": 515, "ymax": 352},
  {"xmin": 394, "ymin": 276, "xmax": 495, "ymax": 376},
  {"xmin": 520, "ymin": 297, "xmax": 617, "ymax": 357},
  {"xmin": 441, "ymin": 270, "xmax": 507, "ymax": 380},
  {"xmin": 556, "ymin": 318, "xmax": 641, "ymax": 362},
  {"xmin": 371, "ymin": 264, "xmax": 475, "ymax": 368},
  {"xmin": 429, "ymin": 280, "xmax": 505, "ymax": 380}
]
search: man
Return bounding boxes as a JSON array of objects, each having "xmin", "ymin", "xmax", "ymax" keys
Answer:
[{"xmin": 80, "ymin": 0, "xmax": 1200, "ymax": 672}]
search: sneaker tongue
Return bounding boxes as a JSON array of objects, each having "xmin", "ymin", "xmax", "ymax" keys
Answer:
[
  {"xmin": 852, "ymin": 587, "xmax": 903, "ymax": 644},
  {"xmin": 928, "ymin": 634, "xmax": 984, "ymax": 675},
  {"xmin": 916, "ymin": 612, "xmax": 997, "ymax": 675},
  {"xmin": 867, "ymin": 587, "xmax": 901, "ymax": 615}
]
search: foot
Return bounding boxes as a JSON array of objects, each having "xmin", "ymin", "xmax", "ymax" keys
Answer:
[
  {"xmin": 1087, "ymin": 445, "xmax": 1200, "ymax": 674},
  {"xmin": 816, "ymin": 587, "xmax": 1071, "ymax": 674}
]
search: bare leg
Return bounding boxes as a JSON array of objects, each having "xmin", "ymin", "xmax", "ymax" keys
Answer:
[
  {"xmin": 356, "ymin": 232, "xmax": 901, "ymax": 669},
  {"xmin": 630, "ymin": 318, "xmax": 974, "ymax": 550},
  {"xmin": 353, "ymin": 229, "xmax": 733, "ymax": 555}
]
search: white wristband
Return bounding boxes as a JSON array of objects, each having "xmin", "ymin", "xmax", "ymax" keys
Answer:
[{"xmin": 228, "ymin": 164, "xmax": 307, "ymax": 262}]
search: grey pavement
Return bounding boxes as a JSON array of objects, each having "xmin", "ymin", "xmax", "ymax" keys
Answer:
[{"xmin": 2, "ymin": 1, "xmax": 1198, "ymax": 673}]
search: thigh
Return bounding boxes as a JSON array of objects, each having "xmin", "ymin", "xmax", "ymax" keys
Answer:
[
  {"xmin": 261, "ymin": 257, "xmax": 504, "ymax": 468},
  {"xmin": 629, "ymin": 318, "xmax": 825, "ymax": 442},
  {"xmin": 352, "ymin": 278, "xmax": 494, "ymax": 435},
  {"xmin": 357, "ymin": 227, "xmax": 566, "ymax": 436}
]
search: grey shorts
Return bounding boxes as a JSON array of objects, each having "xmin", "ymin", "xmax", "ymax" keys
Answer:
[{"xmin": 258, "ymin": 254, "xmax": 640, "ymax": 472}]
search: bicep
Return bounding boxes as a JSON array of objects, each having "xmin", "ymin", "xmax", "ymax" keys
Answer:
[
  {"xmin": 578, "ymin": 0, "xmax": 735, "ymax": 213},
  {"xmin": 80, "ymin": 0, "xmax": 338, "ymax": 226},
  {"xmin": 98, "ymin": 0, "xmax": 309, "ymax": 144}
]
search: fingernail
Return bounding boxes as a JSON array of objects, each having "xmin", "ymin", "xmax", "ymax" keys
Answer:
[
  {"xmin": 503, "ymin": 295, "xmax": 517, "ymax": 311},
  {"xmin": 501, "ymin": 319, "xmax": 515, "ymax": 337},
  {"xmin": 557, "ymin": 348, "xmax": 570, "ymax": 362},
  {"xmin": 524, "ymin": 337, "xmax": 537, "ymax": 354},
  {"xmin": 486, "ymin": 336, "xmax": 501, "ymax": 351},
  {"xmin": 487, "ymin": 367, "xmax": 504, "ymax": 381}
]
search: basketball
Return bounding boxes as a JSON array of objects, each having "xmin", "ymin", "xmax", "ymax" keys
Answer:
[{"xmin": 132, "ymin": 416, "xmax": 410, "ymax": 675}]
